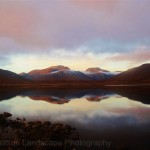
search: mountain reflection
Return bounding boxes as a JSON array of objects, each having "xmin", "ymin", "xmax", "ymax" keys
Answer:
[
  {"xmin": 0, "ymin": 86, "xmax": 149, "ymax": 104},
  {"xmin": 21, "ymin": 89, "xmax": 116, "ymax": 104},
  {"xmin": 0, "ymin": 86, "xmax": 149, "ymax": 149},
  {"xmin": 86, "ymin": 95, "xmax": 110, "ymax": 101},
  {"xmin": 29, "ymin": 96, "xmax": 69, "ymax": 104}
]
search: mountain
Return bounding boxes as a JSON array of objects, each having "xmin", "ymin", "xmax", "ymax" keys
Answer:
[
  {"xmin": 39, "ymin": 70, "xmax": 91, "ymax": 81},
  {"xmin": 104, "ymin": 64, "xmax": 150, "ymax": 85},
  {"xmin": 86, "ymin": 67, "xmax": 109, "ymax": 73},
  {"xmin": 1, "ymin": 64, "xmax": 149, "ymax": 85},
  {"xmin": 21, "ymin": 65, "xmax": 70, "ymax": 78},
  {"xmin": 21, "ymin": 65, "xmax": 90, "ymax": 81},
  {"xmin": 28, "ymin": 65, "xmax": 70, "ymax": 75},
  {"xmin": 84, "ymin": 67, "xmax": 116, "ymax": 80},
  {"xmin": 0, "ymin": 69, "xmax": 27, "ymax": 84},
  {"xmin": 21, "ymin": 65, "xmax": 115, "ymax": 81}
]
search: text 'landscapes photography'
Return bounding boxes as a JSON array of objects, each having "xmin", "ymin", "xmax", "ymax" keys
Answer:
[{"xmin": 0, "ymin": 0, "xmax": 150, "ymax": 150}]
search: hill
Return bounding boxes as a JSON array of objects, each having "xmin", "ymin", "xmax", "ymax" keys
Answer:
[
  {"xmin": 0, "ymin": 69, "xmax": 27, "ymax": 84},
  {"xmin": 104, "ymin": 64, "xmax": 150, "ymax": 85}
]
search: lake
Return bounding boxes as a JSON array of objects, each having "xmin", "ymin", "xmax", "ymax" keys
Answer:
[{"xmin": 0, "ymin": 86, "xmax": 149, "ymax": 149}]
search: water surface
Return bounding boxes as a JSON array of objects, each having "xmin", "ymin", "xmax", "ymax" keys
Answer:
[{"xmin": 0, "ymin": 87, "xmax": 149, "ymax": 149}]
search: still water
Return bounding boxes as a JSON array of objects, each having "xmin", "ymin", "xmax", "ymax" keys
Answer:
[{"xmin": 0, "ymin": 87, "xmax": 149, "ymax": 149}]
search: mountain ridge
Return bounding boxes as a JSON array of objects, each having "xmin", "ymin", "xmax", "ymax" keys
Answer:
[
  {"xmin": 103, "ymin": 63, "xmax": 150, "ymax": 85},
  {"xmin": 0, "ymin": 64, "xmax": 149, "ymax": 86},
  {"xmin": 20, "ymin": 65, "xmax": 116, "ymax": 81},
  {"xmin": 0, "ymin": 69, "xmax": 27, "ymax": 84}
]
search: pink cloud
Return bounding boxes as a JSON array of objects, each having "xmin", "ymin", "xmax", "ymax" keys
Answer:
[
  {"xmin": 72, "ymin": 0, "xmax": 120, "ymax": 12},
  {"xmin": 107, "ymin": 48, "xmax": 150, "ymax": 63},
  {"xmin": 0, "ymin": 0, "xmax": 150, "ymax": 50},
  {"xmin": 0, "ymin": 2, "xmax": 38, "ymax": 43}
]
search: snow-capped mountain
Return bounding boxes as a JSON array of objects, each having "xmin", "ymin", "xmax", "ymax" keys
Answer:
[
  {"xmin": 84, "ymin": 67, "xmax": 117, "ymax": 80},
  {"xmin": 20, "ymin": 65, "xmax": 116, "ymax": 81}
]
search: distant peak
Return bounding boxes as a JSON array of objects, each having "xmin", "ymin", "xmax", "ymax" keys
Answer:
[
  {"xmin": 47, "ymin": 65, "xmax": 70, "ymax": 70},
  {"xmin": 86, "ymin": 67, "xmax": 109, "ymax": 73},
  {"xmin": 28, "ymin": 65, "xmax": 70, "ymax": 75},
  {"xmin": 20, "ymin": 72, "xmax": 27, "ymax": 75},
  {"xmin": 86, "ymin": 67, "xmax": 101, "ymax": 72}
]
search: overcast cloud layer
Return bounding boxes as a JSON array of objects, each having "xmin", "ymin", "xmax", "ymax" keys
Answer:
[{"xmin": 0, "ymin": 0, "xmax": 150, "ymax": 73}]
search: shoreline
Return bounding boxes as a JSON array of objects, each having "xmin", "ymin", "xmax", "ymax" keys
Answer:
[{"xmin": 0, "ymin": 83, "xmax": 149, "ymax": 88}]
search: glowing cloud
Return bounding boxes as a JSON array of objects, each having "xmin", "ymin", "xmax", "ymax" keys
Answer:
[{"xmin": 0, "ymin": 0, "xmax": 150, "ymax": 72}]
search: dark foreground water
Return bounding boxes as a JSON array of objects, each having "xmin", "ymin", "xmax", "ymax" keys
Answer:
[{"xmin": 0, "ymin": 86, "xmax": 149, "ymax": 149}]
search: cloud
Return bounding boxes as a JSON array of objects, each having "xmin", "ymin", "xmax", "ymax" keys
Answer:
[
  {"xmin": 0, "ymin": 0, "xmax": 150, "ymax": 50},
  {"xmin": 0, "ymin": 55, "xmax": 11, "ymax": 66},
  {"xmin": 72, "ymin": 0, "xmax": 120, "ymax": 12},
  {"xmin": 106, "ymin": 48, "xmax": 150, "ymax": 64},
  {"xmin": 4, "ymin": 48, "xmax": 103, "ymax": 73},
  {"xmin": 0, "ymin": 0, "xmax": 150, "ymax": 72},
  {"xmin": 0, "ymin": 1, "xmax": 38, "ymax": 42}
]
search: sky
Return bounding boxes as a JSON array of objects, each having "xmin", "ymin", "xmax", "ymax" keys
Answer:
[{"xmin": 0, "ymin": 0, "xmax": 150, "ymax": 73}]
